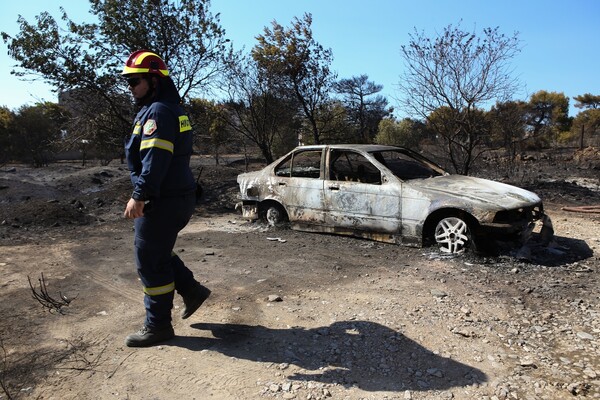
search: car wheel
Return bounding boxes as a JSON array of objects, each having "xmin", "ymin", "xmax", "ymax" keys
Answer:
[
  {"xmin": 434, "ymin": 216, "xmax": 472, "ymax": 254},
  {"xmin": 263, "ymin": 204, "xmax": 287, "ymax": 226}
]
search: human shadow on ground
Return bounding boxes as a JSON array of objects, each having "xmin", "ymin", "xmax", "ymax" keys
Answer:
[{"xmin": 171, "ymin": 320, "xmax": 487, "ymax": 392}]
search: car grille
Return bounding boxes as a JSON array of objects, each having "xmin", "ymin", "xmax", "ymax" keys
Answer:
[{"xmin": 493, "ymin": 203, "xmax": 544, "ymax": 224}]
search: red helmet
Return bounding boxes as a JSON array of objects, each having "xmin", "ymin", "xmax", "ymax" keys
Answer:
[{"xmin": 122, "ymin": 50, "xmax": 169, "ymax": 77}]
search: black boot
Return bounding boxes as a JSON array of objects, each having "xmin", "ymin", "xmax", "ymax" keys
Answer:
[
  {"xmin": 181, "ymin": 283, "xmax": 211, "ymax": 319},
  {"xmin": 125, "ymin": 325, "xmax": 175, "ymax": 347}
]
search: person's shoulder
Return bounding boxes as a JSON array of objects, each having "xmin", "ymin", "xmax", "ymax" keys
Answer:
[{"xmin": 148, "ymin": 101, "xmax": 180, "ymax": 118}]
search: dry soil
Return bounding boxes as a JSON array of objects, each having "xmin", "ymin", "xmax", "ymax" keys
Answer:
[{"xmin": 0, "ymin": 152, "xmax": 599, "ymax": 400}]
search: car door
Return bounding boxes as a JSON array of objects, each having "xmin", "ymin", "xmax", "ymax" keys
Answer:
[
  {"xmin": 324, "ymin": 149, "xmax": 402, "ymax": 234},
  {"xmin": 271, "ymin": 148, "xmax": 326, "ymax": 225}
]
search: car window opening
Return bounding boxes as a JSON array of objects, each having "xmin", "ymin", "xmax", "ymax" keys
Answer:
[
  {"xmin": 372, "ymin": 150, "xmax": 443, "ymax": 180},
  {"xmin": 330, "ymin": 150, "xmax": 381, "ymax": 184}
]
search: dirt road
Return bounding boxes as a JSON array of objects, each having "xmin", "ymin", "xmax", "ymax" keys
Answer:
[{"xmin": 0, "ymin": 160, "xmax": 599, "ymax": 400}]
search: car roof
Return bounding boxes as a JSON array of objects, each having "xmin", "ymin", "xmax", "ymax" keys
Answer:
[{"xmin": 295, "ymin": 144, "xmax": 404, "ymax": 152}]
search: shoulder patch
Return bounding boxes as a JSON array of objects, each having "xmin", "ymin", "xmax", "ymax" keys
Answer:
[
  {"xmin": 143, "ymin": 119, "xmax": 157, "ymax": 136},
  {"xmin": 179, "ymin": 115, "xmax": 192, "ymax": 132}
]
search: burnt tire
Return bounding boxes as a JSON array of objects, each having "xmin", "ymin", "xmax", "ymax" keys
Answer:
[
  {"xmin": 261, "ymin": 203, "xmax": 287, "ymax": 226},
  {"xmin": 434, "ymin": 216, "xmax": 473, "ymax": 254}
]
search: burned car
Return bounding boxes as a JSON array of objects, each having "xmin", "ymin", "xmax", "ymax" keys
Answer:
[{"xmin": 237, "ymin": 144, "xmax": 551, "ymax": 254}]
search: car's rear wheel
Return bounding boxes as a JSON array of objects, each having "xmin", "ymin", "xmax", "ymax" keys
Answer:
[
  {"xmin": 434, "ymin": 216, "xmax": 472, "ymax": 254},
  {"xmin": 261, "ymin": 203, "xmax": 288, "ymax": 226}
]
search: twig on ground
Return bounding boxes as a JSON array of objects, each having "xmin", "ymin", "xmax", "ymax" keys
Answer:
[
  {"xmin": 107, "ymin": 352, "xmax": 135, "ymax": 379},
  {"xmin": 54, "ymin": 335, "xmax": 110, "ymax": 375},
  {"xmin": 0, "ymin": 337, "xmax": 14, "ymax": 400},
  {"xmin": 27, "ymin": 273, "xmax": 76, "ymax": 314}
]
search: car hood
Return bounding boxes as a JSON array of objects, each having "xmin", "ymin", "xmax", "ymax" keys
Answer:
[{"xmin": 406, "ymin": 175, "xmax": 541, "ymax": 208}]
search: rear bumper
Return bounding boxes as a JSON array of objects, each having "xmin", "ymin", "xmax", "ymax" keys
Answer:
[{"xmin": 236, "ymin": 201, "xmax": 258, "ymax": 220}]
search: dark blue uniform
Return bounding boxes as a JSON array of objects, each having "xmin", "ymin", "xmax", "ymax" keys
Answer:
[{"xmin": 125, "ymin": 99, "xmax": 198, "ymax": 329}]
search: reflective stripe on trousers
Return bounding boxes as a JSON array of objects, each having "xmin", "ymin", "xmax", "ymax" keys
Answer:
[{"xmin": 133, "ymin": 193, "xmax": 196, "ymax": 328}]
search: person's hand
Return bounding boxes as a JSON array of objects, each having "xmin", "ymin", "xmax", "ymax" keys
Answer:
[{"xmin": 124, "ymin": 198, "xmax": 145, "ymax": 219}]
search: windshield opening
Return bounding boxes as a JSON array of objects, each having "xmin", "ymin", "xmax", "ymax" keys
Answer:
[{"xmin": 370, "ymin": 150, "xmax": 444, "ymax": 180}]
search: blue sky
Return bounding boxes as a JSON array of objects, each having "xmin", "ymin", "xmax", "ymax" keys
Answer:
[{"xmin": 1, "ymin": 0, "xmax": 599, "ymax": 117}]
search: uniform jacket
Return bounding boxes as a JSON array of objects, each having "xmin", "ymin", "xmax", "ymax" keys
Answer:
[{"xmin": 125, "ymin": 79, "xmax": 196, "ymax": 201}]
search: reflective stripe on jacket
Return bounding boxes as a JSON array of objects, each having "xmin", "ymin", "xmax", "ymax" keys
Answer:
[{"xmin": 125, "ymin": 102, "xmax": 196, "ymax": 201}]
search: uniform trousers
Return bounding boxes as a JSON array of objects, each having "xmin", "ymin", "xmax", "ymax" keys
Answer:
[{"xmin": 133, "ymin": 193, "xmax": 197, "ymax": 328}]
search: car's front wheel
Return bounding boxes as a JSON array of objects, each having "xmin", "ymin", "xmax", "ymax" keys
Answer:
[{"xmin": 434, "ymin": 216, "xmax": 473, "ymax": 254}]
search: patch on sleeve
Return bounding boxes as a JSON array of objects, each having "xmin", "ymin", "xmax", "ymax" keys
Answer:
[{"xmin": 143, "ymin": 119, "xmax": 157, "ymax": 136}]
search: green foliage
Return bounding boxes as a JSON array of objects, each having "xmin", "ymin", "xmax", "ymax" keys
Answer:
[
  {"xmin": 187, "ymin": 98, "xmax": 232, "ymax": 163},
  {"xmin": 221, "ymin": 53, "xmax": 300, "ymax": 163},
  {"xmin": 556, "ymin": 130, "xmax": 578, "ymax": 145},
  {"xmin": 3, "ymin": 0, "xmax": 229, "ymax": 100},
  {"xmin": 2, "ymin": 0, "xmax": 230, "ymax": 162},
  {"xmin": 0, "ymin": 107, "xmax": 16, "ymax": 164},
  {"xmin": 525, "ymin": 90, "xmax": 571, "ymax": 146},
  {"xmin": 487, "ymin": 100, "xmax": 527, "ymax": 156},
  {"xmin": 252, "ymin": 13, "xmax": 335, "ymax": 145},
  {"xmin": 374, "ymin": 118, "xmax": 423, "ymax": 149},
  {"xmin": 11, "ymin": 103, "xmax": 71, "ymax": 167},
  {"xmin": 313, "ymin": 100, "xmax": 352, "ymax": 144},
  {"xmin": 426, "ymin": 106, "xmax": 491, "ymax": 175},
  {"xmin": 574, "ymin": 93, "xmax": 600, "ymax": 110},
  {"xmin": 570, "ymin": 108, "xmax": 600, "ymax": 147},
  {"xmin": 3, "ymin": 3, "xmax": 596, "ymax": 166},
  {"xmin": 87, "ymin": 0, "xmax": 231, "ymax": 100},
  {"xmin": 333, "ymin": 75, "xmax": 391, "ymax": 143}
]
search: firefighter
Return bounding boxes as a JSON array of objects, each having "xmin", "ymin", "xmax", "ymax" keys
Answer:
[{"xmin": 121, "ymin": 50, "xmax": 211, "ymax": 347}]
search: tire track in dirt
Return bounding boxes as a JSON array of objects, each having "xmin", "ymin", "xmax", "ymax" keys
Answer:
[
  {"xmin": 123, "ymin": 351, "xmax": 261, "ymax": 398},
  {"xmin": 82, "ymin": 269, "xmax": 140, "ymax": 302},
  {"xmin": 56, "ymin": 227, "xmax": 143, "ymax": 303}
]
